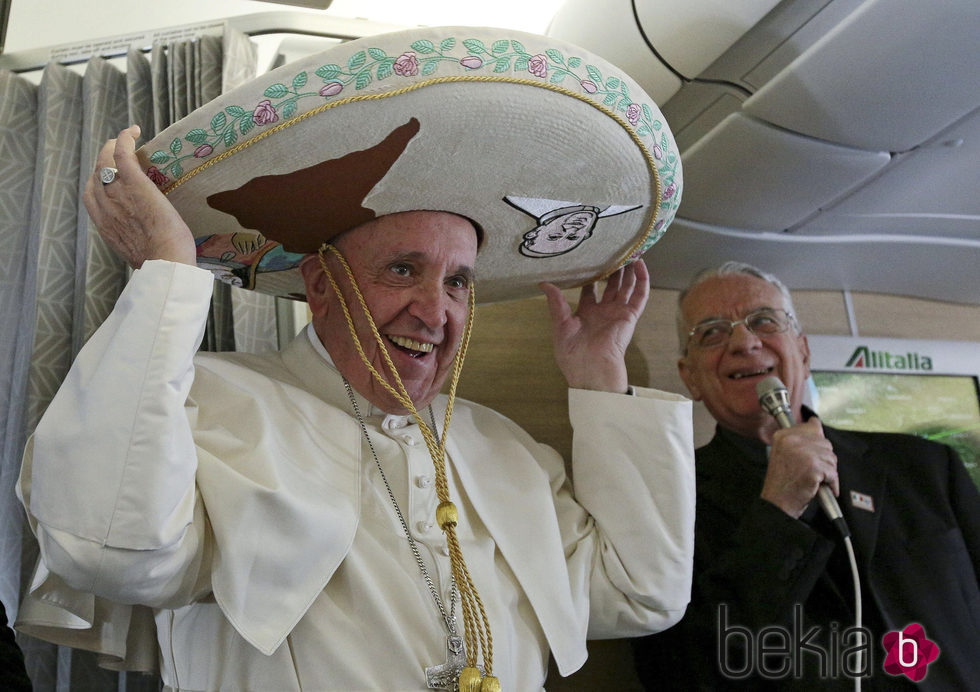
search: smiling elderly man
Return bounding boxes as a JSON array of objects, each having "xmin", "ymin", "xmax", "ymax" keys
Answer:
[
  {"xmin": 16, "ymin": 26, "xmax": 693, "ymax": 692},
  {"xmin": 633, "ymin": 261, "xmax": 980, "ymax": 691}
]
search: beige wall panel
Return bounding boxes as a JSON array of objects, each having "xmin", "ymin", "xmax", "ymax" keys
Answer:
[{"xmin": 850, "ymin": 293, "xmax": 980, "ymax": 341}]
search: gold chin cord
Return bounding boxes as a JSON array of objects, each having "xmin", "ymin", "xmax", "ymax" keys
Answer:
[{"xmin": 317, "ymin": 244, "xmax": 500, "ymax": 691}]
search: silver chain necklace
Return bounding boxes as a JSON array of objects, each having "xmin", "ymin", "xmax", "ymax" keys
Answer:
[{"xmin": 342, "ymin": 378, "xmax": 470, "ymax": 690}]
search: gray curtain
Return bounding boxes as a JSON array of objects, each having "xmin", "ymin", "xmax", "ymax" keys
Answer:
[{"xmin": 0, "ymin": 27, "xmax": 290, "ymax": 691}]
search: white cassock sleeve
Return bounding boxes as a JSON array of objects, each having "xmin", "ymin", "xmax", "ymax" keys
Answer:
[
  {"xmin": 19, "ymin": 260, "xmax": 215, "ymax": 608},
  {"xmin": 562, "ymin": 386, "xmax": 694, "ymax": 638}
]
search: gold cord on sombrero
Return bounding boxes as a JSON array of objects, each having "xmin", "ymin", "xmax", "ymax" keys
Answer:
[{"xmin": 318, "ymin": 244, "xmax": 499, "ymax": 691}]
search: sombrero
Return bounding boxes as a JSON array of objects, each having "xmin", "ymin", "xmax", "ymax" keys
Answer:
[{"xmin": 136, "ymin": 25, "xmax": 682, "ymax": 303}]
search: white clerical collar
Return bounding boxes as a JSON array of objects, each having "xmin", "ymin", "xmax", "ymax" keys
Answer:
[{"xmin": 305, "ymin": 322, "xmax": 335, "ymax": 367}]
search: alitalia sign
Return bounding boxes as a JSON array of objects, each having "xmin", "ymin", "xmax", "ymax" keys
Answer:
[
  {"xmin": 808, "ymin": 336, "xmax": 978, "ymax": 377},
  {"xmin": 845, "ymin": 346, "xmax": 933, "ymax": 371}
]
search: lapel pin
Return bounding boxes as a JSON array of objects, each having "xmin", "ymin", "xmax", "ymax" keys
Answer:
[{"xmin": 850, "ymin": 490, "xmax": 875, "ymax": 513}]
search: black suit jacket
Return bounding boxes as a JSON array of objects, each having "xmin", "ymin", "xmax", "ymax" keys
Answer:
[{"xmin": 634, "ymin": 423, "xmax": 980, "ymax": 690}]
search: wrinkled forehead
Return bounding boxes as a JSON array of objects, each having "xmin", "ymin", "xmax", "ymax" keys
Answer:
[{"xmin": 332, "ymin": 211, "xmax": 480, "ymax": 270}]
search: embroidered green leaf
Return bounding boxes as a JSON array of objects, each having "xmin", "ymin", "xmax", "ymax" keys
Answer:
[
  {"xmin": 463, "ymin": 39, "xmax": 487, "ymax": 54},
  {"xmin": 550, "ymin": 72, "xmax": 566, "ymax": 84},
  {"xmin": 225, "ymin": 105, "xmax": 246, "ymax": 117},
  {"xmin": 637, "ymin": 125, "xmax": 650, "ymax": 137},
  {"xmin": 621, "ymin": 82, "xmax": 630, "ymax": 98},
  {"xmin": 410, "ymin": 40, "xmax": 435, "ymax": 54},
  {"xmin": 653, "ymin": 120, "xmax": 663, "ymax": 131},
  {"xmin": 568, "ymin": 56, "xmax": 581, "ymax": 68},
  {"xmin": 493, "ymin": 57, "xmax": 512, "ymax": 73},
  {"xmin": 355, "ymin": 70, "xmax": 371, "ymax": 90},
  {"xmin": 264, "ymin": 83, "xmax": 290, "ymax": 99},
  {"xmin": 368, "ymin": 47, "xmax": 387, "ymax": 61},
  {"xmin": 642, "ymin": 104, "xmax": 653, "ymax": 122},
  {"xmin": 491, "ymin": 40, "xmax": 509, "ymax": 55},
  {"xmin": 515, "ymin": 56, "xmax": 529, "ymax": 71},
  {"xmin": 511, "ymin": 40, "xmax": 526, "ymax": 54},
  {"xmin": 348, "ymin": 51, "xmax": 366, "ymax": 70},
  {"xmin": 282, "ymin": 101, "xmax": 297, "ymax": 119},
  {"xmin": 223, "ymin": 128, "xmax": 237, "ymax": 147},
  {"xmin": 604, "ymin": 93, "xmax": 618, "ymax": 106},
  {"xmin": 316, "ymin": 64, "xmax": 341, "ymax": 80},
  {"xmin": 149, "ymin": 150, "xmax": 170, "ymax": 164},
  {"xmin": 586, "ymin": 64, "xmax": 603, "ymax": 83},
  {"xmin": 172, "ymin": 162, "xmax": 183, "ymax": 178},
  {"xmin": 440, "ymin": 38, "xmax": 456, "ymax": 52},
  {"xmin": 607, "ymin": 77, "xmax": 620, "ymax": 90},
  {"xmin": 292, "ymin": 72, "xmax": 308, "ymax": 90},
  {"xmin": 667, "ymin": 153, "xmax": 676, "ymax": 165},
  {"xmin": 546, "ymin": 48, "xmax": 563, "ymax": 64},
  {"xmin": 661, "ymin": 133, "xmax": 669, "ymax": 150},
  {"xmin": 240, "ymin": 116, "xmax": 254, "ymax": 136},
  {"xmin": 421, "ymin": 60, "xmax": 439, "ymax": 76},
  {"xmin": 377, "ymin": 61, "xmax": 393, "ymax": 80},
  {"xmin": 211, "ymin": 112, "xmax": 226, "ymax": 132},
  {"xmin": 185, "ymin": 128, "xmax": 208, "ymax": 145}
]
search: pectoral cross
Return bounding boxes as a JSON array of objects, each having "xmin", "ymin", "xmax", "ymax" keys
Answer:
[{"xmin": 425, "ymin": 635, "xmax": 484, "ymax": 690}]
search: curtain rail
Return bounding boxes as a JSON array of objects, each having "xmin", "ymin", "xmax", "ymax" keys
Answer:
[{"xmin": 0, "ymin": 10, "xmax": 407, "ymax": 73}]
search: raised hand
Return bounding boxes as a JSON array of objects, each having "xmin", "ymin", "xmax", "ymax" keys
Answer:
[
  {"xmin": 83, "ymin": 125, "xmax": 196, "ymax": 268},
  {"xmin": 540, "ymin": 259, "xmax": 650, "ymax": 393}
]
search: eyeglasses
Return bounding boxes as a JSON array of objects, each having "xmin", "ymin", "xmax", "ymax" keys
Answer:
[{"xmin": 686, "ymin": 308, "xmax": 797, "ymax": 350}]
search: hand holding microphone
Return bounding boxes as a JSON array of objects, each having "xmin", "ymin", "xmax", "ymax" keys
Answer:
[{"xmin": 756, "ymin": 376, "xmax": 850, "ymax": 537}]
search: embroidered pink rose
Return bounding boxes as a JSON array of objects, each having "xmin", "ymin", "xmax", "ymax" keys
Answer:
[
  {"xmin": 663, "ymin": 182, "xmax": 677, "ymax": 200},
  {"xmin": 580, "ymin": 79, "xmax": 598, "ymax": 93},
  {"xmin": 654, "ymin": 218, "xmax": 665, "ymax": 231},
  {"xmin": 252, "ymin": 99, "xmax": 279, "ymax": 125},
  {"xmin": 393, "ymin": 51, "xmax": 420, "ymax": 76},
  {"xmin": 193, "ymin": 144, "xmax": 213, "ymax": 158},
  {"xmin": 146, "ymin": 166, "xmax": 169, "ymax": 185},
  {"xmin": 319, "ymin": 82, "xmax": 343, "ymax": 97},
  {"xmin": 528, "ymin": 54, "xmax": 548, "ymax": 78},
  {"xmin": 653, "ymin": 144, "xmax": 663, "ymax": 161},
  {"xmin": 459, "ymin": 56, "xmax": 484, "ymax": 70},
  {"xmin": 626, "ymin": 103, "xmax": 641, "ymax": 125}
]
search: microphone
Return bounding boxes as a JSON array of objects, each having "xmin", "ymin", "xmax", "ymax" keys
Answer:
[{"xmin": 756, "ymin": 376, "xmax": 850, "ymax": 537}]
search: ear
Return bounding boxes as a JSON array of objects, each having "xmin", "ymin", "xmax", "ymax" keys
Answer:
[
  {"xmin": 678, "ymin": 356, "xmax": 702, "ymax": 401},
  {"xmin": 300, "ymin": 254, "xmax": 330, "ymax": 318}
]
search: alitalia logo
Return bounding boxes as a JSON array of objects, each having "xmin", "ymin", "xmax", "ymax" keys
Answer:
[{"xmin": 845, "ymin": 346, "xmax": 933, "ymax": 370}]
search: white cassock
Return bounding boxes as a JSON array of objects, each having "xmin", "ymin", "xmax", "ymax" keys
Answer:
[{"xmin": 17, "ymin": 260, "xmax": 694, "ymax": 691}]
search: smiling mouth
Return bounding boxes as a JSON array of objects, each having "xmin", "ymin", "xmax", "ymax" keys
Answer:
[
  {"xmin": 730, "ymin": 367, "xmax": 773, "ymax": 380},
  {"xmin": 387, "ymin": 335, "xmax": 435, "ymax": 358}
]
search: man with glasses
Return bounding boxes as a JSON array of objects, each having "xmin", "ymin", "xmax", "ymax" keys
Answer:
[{"xmin": 633, "ymin": 261, "xmax": 980, "ymax": 690}]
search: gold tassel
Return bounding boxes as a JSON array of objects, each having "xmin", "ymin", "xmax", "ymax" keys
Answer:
[
  {"xmin": 480, "ymin": 675, "xmax": 502, "ymax": 692},
  {"xmin": 458, "ymin": 667, "xmax": 483, "ymax": 691}
]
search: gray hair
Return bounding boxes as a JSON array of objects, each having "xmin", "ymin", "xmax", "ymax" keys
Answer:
[{"xmin": 676, "ymin": 261, "xmax": 800, "ymax": 354}]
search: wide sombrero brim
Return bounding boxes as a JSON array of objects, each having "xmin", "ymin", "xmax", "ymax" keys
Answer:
[{"xmin": 136, "ymin": 26, "xmax": 682, "ymax": 303}]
